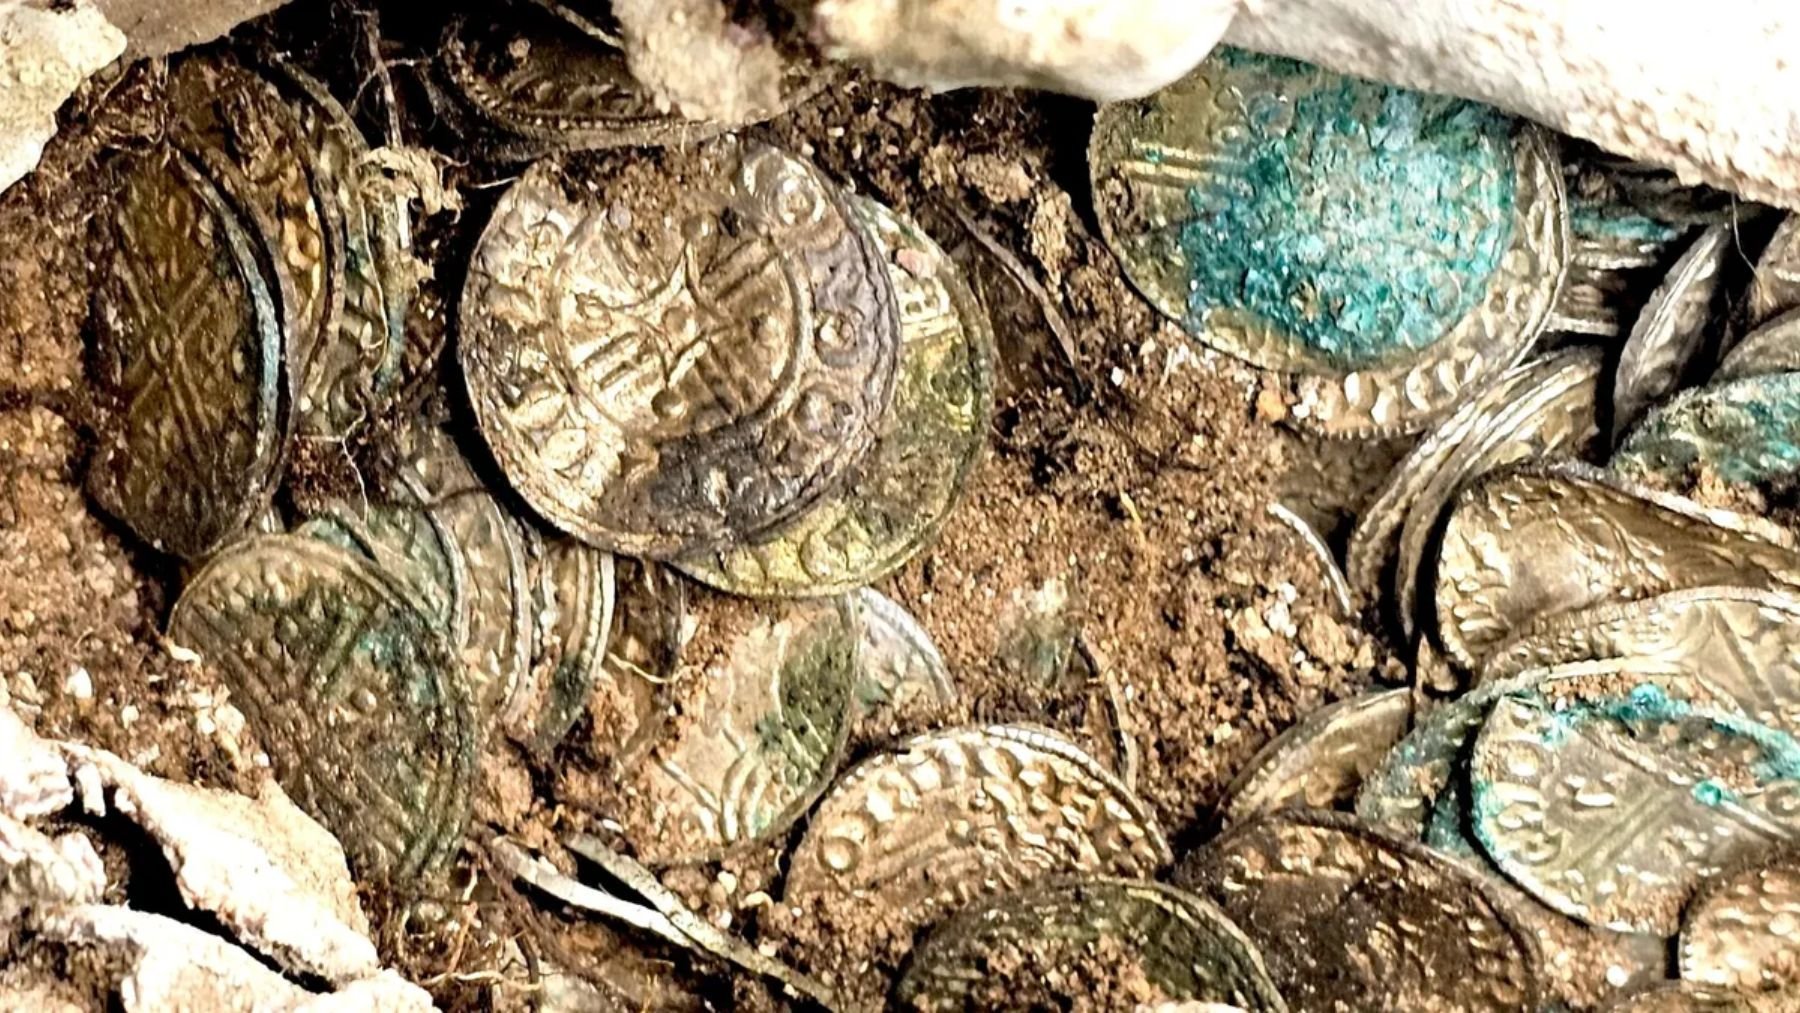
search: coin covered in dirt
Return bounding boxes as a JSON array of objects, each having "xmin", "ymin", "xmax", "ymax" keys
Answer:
[
  {"xmin": 458, "ymin": 139, "xmax": 900, "ymax": 559},
  {"xmin": 852, "ymin": 587, "xmax": 956, "ymax": 718},
  {"xmin": 896, "ymin": 878, "xmax": 1288, "ymax": 1012},
  {"xmin": 1217, "ymin": 687, "xmax": 1412, "ymax": 826},
  {"xmin": 1614, "ymin": 371, "xmax": 1800, "ymax": 489},
  {"xmin": 1176, "ymin": 809, "xmax": 1545, "ymax": 1012}
]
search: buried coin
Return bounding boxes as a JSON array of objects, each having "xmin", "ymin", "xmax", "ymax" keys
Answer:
[
  {"xmin": 1550, "ymin": 165, "xmax": 1687, "ymax": 338},
  {"xmin": 1679, "ymin": 849, "xmax": 1800, "ymax": 993},
  {"xmin": 1432, "ymin": 463, "xmax": 1800, "ymax": 670},
  {"xmin": 896, "ymin": 878, "xmax": 1288, "ymax": 1013},
  {"xmin": 518, "ymin": 538, "xmax": 615, "ymax": 755},
  {"xmin": 1715, "ymin": 309, "xmax": 1800, "ymax": 383},
  {"xmin": 783, "ymin": 724, "xmax": 1171, "ymax": 958},
  {"xmin": 293, "ymin": 500, "xmax": 470, "ymax": 642},
  {"xmin": 1610, "ymin": 223, "xmax": 1731, "ymax": 441},
  {"xmin": 1090, "ymin": 48, "xmax": 1567, "ymax": 436},
  {"xmin": 1613, "ymin": 372, "xmax": 1800, "ymax": 489},
  {"xmin": 677, "ymin": 193, "xmax": 994, "ymax": 596},
  {"xmin": 1603, "ymin": 982, "xmax": 1793, "ymax": 1012},
  {"xmin": 1470, "ymin": 685, "xmax": 1800, "ymax": 935},
  {"xmin": 852, "ymin": 588, "xmax": 955, "ymax": 720},
  {"xmin": 1175, "ymin": 810, "xmax": 1545, "ymax": 1012},
  {"xmin": 1217, "ymin": 688, "xmax": 1412, "ymax": 827},
  {"xmin": 1747, "ymin": 215, "xmax": 1800, "ymax": 331},
  {"xmin": 89, "ymin": 147, "xmax": 285, "ymax": 559},
  {"xmin": 459, "ymin": 140, "xmax": 900, "ymax": 558},
  {"xmin": 588, "ymin": 558, "xmax": 686, "ymax": 767},
  {"xmin": 167, "ymin": 535, "xmax": 477, "ymax": 883}
]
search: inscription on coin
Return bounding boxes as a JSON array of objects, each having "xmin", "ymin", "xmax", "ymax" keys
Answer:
[
  {"xmin": 294, "ymin": 500, "xmax": 470, "ymax": 643},
  {"xmin": 459, "ymin": 142, "xmax": 900, "ymax": 557}
]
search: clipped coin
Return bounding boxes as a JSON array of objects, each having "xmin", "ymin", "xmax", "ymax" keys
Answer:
[
  {"xmin": 88, "ymin": 148, "xmax": 285, "ymax": 558},
  {"xmin": 1433, "ymin": 463, "xmax": 1800, "ymax": 670},
  {"xmin": 1612, "ymin": 223, "xmax": 1731, "ymax": 441},
  {"xmin": 784, "ymin": 724, "xmax": 1171, "ymax": 954},
  {"xmin": 1614, "ymin": 372, "xmax": 1800, "ymax": 488},
  {"xmin": 168, "ymin": 535, "xmax": 477, "ymax": 883},
  {"xmin": 293, "ymin": 500, "xmax": 470, "ymax": 642},
  {"xmin": 1091, "ymin": 48, "xmax": 1567, "ymax": 436},
  {"xmin": 678, "ymin": 193, "xmax": 994, "ymax": 596},
  {"xmin": 1219, "ymin": 688, "xmax": 1412, "ymax": 828},
  {"xmin": 606, "ymin": 594, "xmax": 856, "ymax": 865},
  {"xmin": 1747, "ymin": 215, "xmax": 1800, "ymax": 330},
  {"xmin": 1716, "ymin": 308, "xmax": 1800, "ymax": 383},
  {"xmin": 852, "ymin": 588, "xmax": 955, "ymax": 719},
  {"xmin": 459, "ymin": 140, "xmax": 900, "ymax": 558},
  {"xmin": 1679, "ymin": 849, "xmax": 1800, "ymax": 993},
  {"xmin": 1470, "ymin": 684, "xmax": 1800, "ymax": 934},
  {"xmin": 1175, "ymin": 810, "xmax": 1544, "ymax": 1012},
  {"xmin": 896, "ymin": 878, "xmax": 1288, "ymax": 1013}
]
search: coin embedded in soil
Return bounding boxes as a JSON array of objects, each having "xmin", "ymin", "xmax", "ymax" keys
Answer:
[
  {"xmin": 1747, "ymin": 214, "xmax": 1800, "ymax": 330},
  {"xmin": 1090, "ymin": 48, "xmax": 1567, "ymax": 436},
  {"xmin": 677, "ymin": 194, "xmax": 995, "ymax": 596},
  {"xmin": 1614, "ymin": 372, "xmax": 1800, "ymax": 488},
  {"xmin": 601, "ymin": 594, "xmax": 856, "ymax": 865},
  {"xmin": 1679, "ymin": 849, "xmax": 1800, "ymax": 992},
  {"xmin": 896, "ymin": 878, "xmax": 1288, "ymax": 1013},
  {"xmin": 1175, "ymin": 810, "xmax": 1545, "ymax": 1012},
  {"xmin": 89, "ymin": 148, "xmax": 285, "ymax": 559},
  {"xmin": 1218, "ymin": 688, "xmax": 1412, "ymax": 827},
  {"xmin": 1470, "ymin": 686, "xmax": 1800, "ymax": 934},
  {"xmin": 1610, "ymin": 223, "xmax": 1730, "ymax": 441},
  {"xmin": 1715, "ymin": 309, "xmax": 1800, "ymax": 383},
  {"xmin": 460, "ymin": 141, "xmax": 899, "ymax": 558},
  {"xmin": 852, "ymin": 588, "xmax": 955, "ymax": 719},
  {"xmin": 520, "ymin": 537, "xmax": 615, "ymax": 754},
  {"xmin": 167, "ymin": 535, "xmax": 477, "ymax": 883},
  {"xmin": 1603, "ymin": 982, "xmax": 1784, "ymax": 1012},
  {"xmin": 588, "ymin": 558, "xmax": 686, "ymax": 767},
  {"xmin": 1433, "ymin": 463, "xmax": 1800, "ymax": 670},
  {"xmin": 783, "ymin": 724, "xmax": 1172, "ymax": 959},
  {"xmin": 294, "ymin": 500, "xmax": 470, "ymax": 642}
]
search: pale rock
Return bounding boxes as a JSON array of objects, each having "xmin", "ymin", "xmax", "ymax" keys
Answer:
[
  {"xmin": 94, "ymin": 0, "xmax": 291, "ymax": 58},
  {"xmin": 0, "ymin": 702, "xmax": 72, "ymax": 820},
  {"xmin": 0, "ymin": 1, "xmax": 124, "ymax": 197},
  {"xmin": 0, "ymin": 813, "xmax": 107, "ymax": 944}
]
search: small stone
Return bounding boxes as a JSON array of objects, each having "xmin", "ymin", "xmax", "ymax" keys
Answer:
[{"xmin": 63, "ymin": 667, "xmax": 92, "ymax": 702}]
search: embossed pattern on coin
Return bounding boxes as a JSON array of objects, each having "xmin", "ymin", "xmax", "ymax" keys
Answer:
[
  {"xmin": 294, "ymin": 500, "xmax": 470, "ymax": 642},
  {"xmin": 612, "ymin": 595, "xmax": 856, "ymax": 865},
  {"xmin": 1611, "ymin": 224, "xmax": 1729, "ymax": 441},
  {"xmin": 1220, "ymin": 688, "xmax": 1412, "ymax": 827},
  {"xmin": 1433, "ymin": 464, "xmax": 1800, "ymax": 669},
  {"xmin": 1470, "ymin": 686, "xmax": 1800, "ymax": 934},
  {"xmin": 852, "ymin": 588, "xmax": 954, "ymax": 719},
  {"xmin": 678, "ymin": 194, "xmax": 993, "ymax": 595},
  {"xmin": 897, "ymin": 878, "xmax": 1288, "ymax": 1012},
  {"xmin": 1614, "ymin": 372, "xmax": 1800, "ymax": 488},
  {"xmin": 1748, "ymin": 215, "xmax": 1800, "ymax": 330},
  {"xmin": 1716, "ymin": 309, "xmax": 1800, "ymax": 383},
  {"xmin": 1175, "ymin": 810, "xmax": 1544, "ymax": 1012},
  {"xmin": 168, "ymin": 536, "xmax": 477, "ymax": 883},
  {"xmin": 522, "ymin": 538, "xmax": 614, "ymax": 754},
  {"xmin": 459, "ymin": 141, "xmax": 900, "ymax": 557},
  {"xmin": 1680, "ymin": 849, "xmax": 1800, "ymax": 993},
  {"xmin": 89, "ymin": 149, "xmax": 284, "ymax": 559},
  {"xmin": 784, "ymin": 724, "xmax": 1171, "ymax": 951}
]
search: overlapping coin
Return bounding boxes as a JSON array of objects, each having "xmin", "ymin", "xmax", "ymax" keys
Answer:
[
  {"xmin": 1218, "ymin": 688, "xmax": 1411, "ymax": 827},
  {"xmin": 1614, "ymin": 372, "xmax": 1800, "ymax": 489},
  {"xmin": 1679, "ymin": 849, "xmax": 1800, "ymax": 993}
]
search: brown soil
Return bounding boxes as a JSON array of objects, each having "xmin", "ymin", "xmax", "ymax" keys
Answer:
[{"xmin": 0, "ymin": 3, "xmax": 1397, "ymax": 1010}]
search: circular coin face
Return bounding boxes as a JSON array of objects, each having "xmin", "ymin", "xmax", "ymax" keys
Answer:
[
  {"xmin": 294, "ymin": 500, "xmax": 470, "ymax": 643},
  {"xmin": 1220, "ymin": 688, "xmax": 1412, "ymax": 827},
  {"xmin": 677, "ymin": 195, "xmax": 994, "ymax": 596},
  {"xmin": 1175, "ymin": 810, "xmax": 1545, "ymax": 1012},
  {"xmin": 168, "ymin": 535, "xmax": 478, "ymax": 883},
  {"xmin": 1614, "ymin": 372, "xmax": 1800, "ymax": 489},
  {"xmin": 460, "ymin": 141, "xmax": 900, "ymax": 558},
  {"xmin": 897, "ymin": 878, "xmax": 1287, "ymax": 1012},
  {"xmin": 1090, "ymin": 48, "xmax": 1567, "ymax": 435},
  {"xmin": 1680, "ymin": 849, "xmax": 1800, "ymax": 993},
  {"xmin": 88, "ymin": 148, "xmax": 285, "ymax": 559}
]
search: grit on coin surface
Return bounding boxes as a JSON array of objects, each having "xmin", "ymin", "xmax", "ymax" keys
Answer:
[
  {"xmin": 896, "ymin": 878, "xmax": 1287, "ymax": 1012},
  {"xmin": 1090, "ymin": 47, "xmax": 1567, "ymax": 436},
  {"xmin": 678, "ymin": 194, "xmax": 995, "ymax": 597},
  {"xmin": 167, "ymin": 535, "xmax": 477, "ymax": 884},
  {"xmin": 1470, "ymin": 685, "xmax": 1800, "ymax": 935},
  {"xmin": 1613, "ymin": 372, "xmax": 1800, "ymax": 488},
  {"xmin": 1679, "ymin": 849, "xmax": 1800, "ymax": 993},
  {"xmin": 88, "ymin": 148, "xmax": 284, "ymax": 559},
  {"xmin": 1175, "ymin": 810, "xmax": 1544, "ymax": 1012},
  {"xmin": 850, "ymin": 588, "xmax": 955, "ymax": 719},
  {"xmin": 1218, "ymin": 687, "xmax": 1412, "ymax": 827},
  {"xmin": 459, "ymin": 140, "xmax": 900, "ymax": 557},
  {"xmin": 1433, "ymin": 463, "xmax": 1800, "ymax": 669}
]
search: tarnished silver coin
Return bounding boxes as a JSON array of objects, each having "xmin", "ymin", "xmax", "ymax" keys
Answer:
[
  {"xmin": 1218, "ymin": 688, "xmax": 1412, "ymax": 827},
  {"xmin": 852, "ymin": 588, "xmax": 955, "ymax": 721},
  {"xmin": 1470, "ymin": 685, "xmax": 1800, "ymax": 934},
  {"xmin": 168, "ymin": 535, "xmax": 477, "ymax": 883},
  {"xmin": 591, "ymin": 559, "xmax": 686, "ymax": 768},
  {"xmin": 519, "ymin": 537, "xmax": 615, "ymax": 755},
  {"xmin": 1747, "ymin": 215, "xmax": 1800, "ymax": 331},
  {"xmin": 678, "ymin": 194, "xmax": 994, "ymax": 596},
  {"xmin": 1680, "ymin": 849, "xmax": 1800, "ymax": 993},
  {"xmin": 1716, "ymin": 308, "xmax": 1800, "ymax": 383},
  {"xmin": 459, "ymin": 141, "xmax": 900, "ymax": 558},
  {"xmin": 784, "ymin": 724, "xmax": 1171, "ymax": 955},
  {"xmin": 1482, "ymin": 586, "xmax": 1800, "ymax": 733},
  {"xmin": 1550, "ymin": 169, "xmax": 1687, "ymax": 338},
  {"xmin": 1614, "ymin": 372, "xmax": 1800, "ymax": 489},
  {"xmin": 1433, "ymin": 463, "xmax": 1800, "ymax": 670},
  {"xmin": 896, "ymin": 878, "xmax": 1288, "ymax": 1013},
  {"xmin": 1175, "ymin": 810, "xmax": 1544, "ymax": 1012},
  {"xmin": 89, "ymin": 148, "xmax": 285, "ymax": 559},
  {"xmin": 1090, "ymin": 49, "xmax": 1567, "ymax": 437},
  {"xmin": 605, "ymin": 594, "xmax": 856, "ymax": 865},
  {"xmin": 1612, "ymin": 223, "xmax": 1731, "ymax": 441},
  {"xmin": 294, "ymin": 500, "xmax": 470, "ymax": 642}
]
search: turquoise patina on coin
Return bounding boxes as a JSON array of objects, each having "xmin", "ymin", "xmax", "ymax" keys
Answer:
[
  {"xmin": 1092, "ymin": 50, "xmax": 1564, "ymax": 434},
  {"xmin": 1614, "ymin": 372, "xmax": 1800, "ymax": 488}
]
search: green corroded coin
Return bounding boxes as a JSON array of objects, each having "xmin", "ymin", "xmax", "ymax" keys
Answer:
[
  {"xmin": 167, "ymin": 535, "xmax": 477, "ymax": 883},
  {"xmin": 896, "ymin": 878, "xmax": 1288, "ymax": 1012},
  {"xmin": 1091, "ymin": 48, "xmax": 1567, "ymax": 435},
  {"xmin": 1715, "ymin": 308, "xmax": 1800, "ymax": 383},
  {"xmin": 675, "ymin": 194, "xmax": 993, "ymax": 596},
  {"xmin": 1614, "ymin": 372, "xmax": 1800, "ymax": 488},
  {"xmin": 294, "ymin": 500, "xmax": 470, "ymax": 643},
  {"xmin": 1551, "ymin": 156, "xmax": 1689, "ymax": 338}
]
